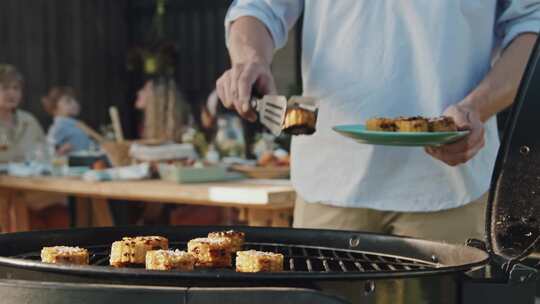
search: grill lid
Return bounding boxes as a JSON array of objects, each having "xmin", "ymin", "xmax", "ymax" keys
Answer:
[{"xmin": 486, "ymin": 37, "xmax": 540, "ymax": 263}]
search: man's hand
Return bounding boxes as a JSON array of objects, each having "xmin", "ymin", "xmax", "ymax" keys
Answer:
[
  {"xmin": 425, "ymin": 34, "xmax": 536, "ymax": 167},
  {"xmin": 425, "ymin": 104, "xmax": 485, "ymax": 166},
  {"xmin": 216, "ymin": 61, "xmax": 276, "ymax": 122}
]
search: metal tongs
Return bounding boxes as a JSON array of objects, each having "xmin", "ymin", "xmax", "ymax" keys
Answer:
[{"xmin": 250, "ymin": 95, "xmax": 318, "ymax": 136}]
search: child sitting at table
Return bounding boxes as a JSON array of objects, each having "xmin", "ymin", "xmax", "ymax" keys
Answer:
[{"xmin": 42, "ymin": 86, "xmax": 93, "ymax": 155}]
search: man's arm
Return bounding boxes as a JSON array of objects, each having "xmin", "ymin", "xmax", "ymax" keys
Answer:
[
  {"xmin": 216, "ymin": 17, "xmax": 276, "ymax": 121},
  {"xmin": 217, "ymin": 0, "xmax": 303, "ymax": 121},
  {"xmin": 426, "ymin": 33, "xmax": 538, "ymax": 166},
  {"xmin": 229, "ymin": 17, "xmax": 274, "ymax": 67},
  {"xmin": 465, "ymin": 33, "xmax": 537, "ymax": 122}
]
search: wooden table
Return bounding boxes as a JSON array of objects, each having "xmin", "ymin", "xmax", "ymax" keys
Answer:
[{"xmin": 0, "ymin": 176, "xmax": 296, "ymax": 232}]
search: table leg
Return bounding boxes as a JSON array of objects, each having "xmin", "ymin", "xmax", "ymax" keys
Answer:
[
  {"xmin": 246, "ymin": 208, "xmax": 293, "ymax": 227},
  {"xmin": 246, "ymin": 209, "xmax": 271, "ymax": 227},
  {"xmin": 270, "ymin": 209, "xmax": 292, "ymax": 227},
  {"xmin": 0, "ymin": 188, "xmax": 12, "ymax": 233},
  {"xmin": 9, "ymin": 191, "xmax": 29, "ymax": 232},
  {"xmin": 75, "ymin": 197, "xmax": 91, "ymax": 227},
  {"xmin": 90, "ymin": 198, "xmax": 114, "ymax": 227},
  {"xmin": 238, "ymin": 208, "xmax": 248, "ymax": 223},
  {"xmin": 222, "ymin": 208, "xmax": 233, "ymax": 225}
]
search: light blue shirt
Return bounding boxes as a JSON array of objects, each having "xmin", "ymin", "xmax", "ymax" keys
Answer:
[
  {"xmin": 47, "ymin": 117, "xmax": 93, "ymax": 153},
  {"xmin": 226, "ymin": 0, "xmax": 540, "ymax": 211}
]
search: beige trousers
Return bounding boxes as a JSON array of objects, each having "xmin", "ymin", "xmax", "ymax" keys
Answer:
[{"xmin": 293, "ymin": 193, "xmax": 487, "ymax": 244}]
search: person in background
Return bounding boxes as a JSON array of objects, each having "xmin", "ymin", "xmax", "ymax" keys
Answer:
[
  {"xmin": 134, "ymin": 79, "xmax": 153, "ymax": 138},
  {"xmin": 0, "ymin": 64, "xmax": 45, "ymax": 162},
  {"xmin": 135, "ymin": 77, "xmax": 192, "ymax": 142},
  {"xmin": 0, "ymin": 64, "xmax": 69, "ymax": 229},
  {"xmin": 200, "ymin": 90, "xmax": 220, "ymax": 131},
  {"xmin": 133, "ymin": 77, "xmax": 223, "ymax": 225},
  {"xmin": 201, "ymin": 89, "xmax": 263, "ymax": 159},
  {"xmin": 42, "ymin": 86, "xmax": 93, "ymax": 155}
]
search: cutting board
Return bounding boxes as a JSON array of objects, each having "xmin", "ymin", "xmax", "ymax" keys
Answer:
[{"xmin": 208, "ymin": 179, "xmax": 294, "ymax": 205}]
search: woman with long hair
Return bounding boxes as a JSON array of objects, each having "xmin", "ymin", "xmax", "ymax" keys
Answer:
[{"xmin": 135, "ymin": 77, "xmax": 191, "ymax": 142}]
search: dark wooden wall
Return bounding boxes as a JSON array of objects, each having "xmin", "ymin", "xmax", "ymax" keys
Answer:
[
  {"xmin": 0, "ymin": 0, "xmax": 301, "ymax": 139},
  {"xmin": 0, "ymin": 0, "xmax": 130, "ymax": 132},
  {"xmin": 127, "ymin": 0, "xmax": 232, "ymax": 127},
  {"xmin": 0, "ymin": 0, "xmax": 234, "ymax": 137}
]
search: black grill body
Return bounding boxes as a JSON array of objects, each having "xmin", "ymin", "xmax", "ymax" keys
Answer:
[
  {"xmin": 0, "ymin": 281, "xmax": 351, "ymax": 304},
  {"xmin": 0, "ymin": 225, "xmax": 490, "ymax": 303},
  {"xmin": 0, "ymin": 226, "xmax": 487, "ymax": 281}
]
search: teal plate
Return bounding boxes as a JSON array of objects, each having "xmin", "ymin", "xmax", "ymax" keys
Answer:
[{"xmin": 333, "ymin": 124, "xmax": 469, "ymax": 147}]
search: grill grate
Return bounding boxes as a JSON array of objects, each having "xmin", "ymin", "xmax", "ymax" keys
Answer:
[{"xmin": 15, "ymin": 242, "xmax": 438, "ymax": 273}]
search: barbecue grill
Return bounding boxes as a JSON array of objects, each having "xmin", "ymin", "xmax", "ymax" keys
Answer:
[
  {"xmin": 1, "ymin": 23, "xmax": 540, "ymax": 304},
  {"xmin": 0, "ymin": 226, "xmax": 490, "ymax": 302}
]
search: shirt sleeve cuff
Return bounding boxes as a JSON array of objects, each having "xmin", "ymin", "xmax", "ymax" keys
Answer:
[
  {"xmin": 225, "ymin": 8, "xmax": 287, "ymax": 50},
  {"xmin": 502, "ymin": 19, "xmax": 540, "ymax": 49}
]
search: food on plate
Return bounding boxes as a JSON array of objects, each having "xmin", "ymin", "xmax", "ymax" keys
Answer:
[
  {"xmin": 145, "ymin": 249, "xmax": 196, "ymax": 271},
  {"xmin": 208, "ymin": 230, "xmax": 245, "ymax": 252},
  {"xmin": 235, "ymin": 250, "xmax": 284, "ymax": 273},
  {"xmin": 365, "ymin": 117, "xmax": 397, "ymax": 131},
  {"xmin": 282, "ymin": 106, "xmax": 317, "ymax": 135},
  {"xmin": 41, "ymin": 246, "xmax": 89, "ymax": 265},
  {"xmin": 366, "ymin": 116, "xmax": 457, "ymax": 132},
  {"xmin": 394, "ymin": 116, "xmax": 429, "ymax": 132},
  {"xmin": 428, "ymin": 116, "xmax": 458, "ymax": 132},
  {"xmin": 110, "ymin": 236, "xmax": 169, "ymax": 267},
  {"xmin": 187, "ymin": 237, "xmax": 232, "ymax": 268}
]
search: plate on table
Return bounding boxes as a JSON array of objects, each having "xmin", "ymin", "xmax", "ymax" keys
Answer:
[
  {"xmin": 333, "ymin": 124, "xmax": 469, "ymax": 147},
  {"xmin": 230, "ymin": 165, "xmax": 290, "ymax": 179}
]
